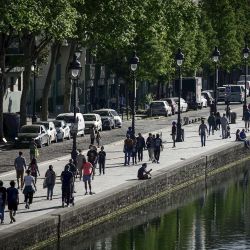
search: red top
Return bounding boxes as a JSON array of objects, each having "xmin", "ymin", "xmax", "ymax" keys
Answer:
[{"xmin": 82, "ymin": 162, "xmax": 93, "ymax": 175}]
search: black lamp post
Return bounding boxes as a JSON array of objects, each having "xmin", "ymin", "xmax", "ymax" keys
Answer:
[
  {"xmin": 212, "ymin": 46, "xmax": 220, "ymax": 114},
  {"xmin": 31, "ymin": 61, "xmax": 37, "ymax": 123},
  {"xmin": 243, "ymin": 43, "xmax": 249, "ymax": 114},
  {"xmin": 69, "ymin": 51, "xmax": 82, "ymax": 164},
  {"xmin": 129, "ymin": 51, "xmax": 139, "ymax": 138},
  {"xmin": 175, "ymin": 48, "xmax": 184, "ymax": 142}
]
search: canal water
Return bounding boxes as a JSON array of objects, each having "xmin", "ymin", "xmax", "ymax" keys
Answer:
[{"xmin": 47, "ymin": 167, "xmax": 250, "ymax": 250}]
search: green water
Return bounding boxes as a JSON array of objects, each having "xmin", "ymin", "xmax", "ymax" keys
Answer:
[{"xmin": 49, "ymin": 168, "xmax": 250, "ymax": 250}]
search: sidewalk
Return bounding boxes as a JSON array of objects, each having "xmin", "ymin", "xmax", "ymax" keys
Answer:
[{"xmin": 0, "ymin": 116, "xmax": 246, "ymax": 231}]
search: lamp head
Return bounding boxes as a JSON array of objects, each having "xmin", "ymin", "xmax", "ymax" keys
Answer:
[
  {"xmin": 69, "ymin": 53, "xmax": 82, "ymax": 78},
  {"xmin": 212, "ymin": 46, "xmax": 220, "ymax": 63},
  {"xmin": 175, "ymin": 48, "xmax": 184, "ymax": 66},
  {"xmin": 129, "ymin": 51, "xmax": 139, "ymax": 71},
  {"xmin": 243, "ymin": 44, "xmax": 249, "ymax": 59}
]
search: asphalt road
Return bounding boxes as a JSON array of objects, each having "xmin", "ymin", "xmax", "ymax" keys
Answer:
[{"xmin": 0, "ymin": 102, "xmax": 244, "ymax": 174}]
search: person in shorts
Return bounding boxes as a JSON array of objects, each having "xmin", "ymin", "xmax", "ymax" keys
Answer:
[
  {"xmin": 82, "ymin": 157, "xmax": 93, "ymax": 195},
  {"xmin": 14, "ymin": 151, "xmax": 27, "ymax": 189},
  {"xmin": 6, "ymin": 180, "xmax": 19, "ymax": 223}
]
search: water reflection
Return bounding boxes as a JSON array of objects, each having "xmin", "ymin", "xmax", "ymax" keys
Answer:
[{"xmin": 46, "ymin": 167, "xmax": 250, "ymax": 250}]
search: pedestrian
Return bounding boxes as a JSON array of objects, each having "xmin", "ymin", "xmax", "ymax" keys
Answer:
[
  {"xmin": 137, "ymin": 163, "xmax": 152, "ymax": 180},
  {"xmin": 151, "ymin": 134, "xmax": 156, "ymax": 162},
  {"xmin": 171, "ymin": 121, "xmax": 177, "ymax": 147},
  {"xmin": 76, "ymin": 149, "xmax": 84, "ymax": 180},
  {"xmin": 22, "ymin": 170, "xmax": 36, "ymax": 209},
  {"xmin": 236, "ymin": 129, "xmax": 241, "ymax": 141},
  {"xmin": 243, "ymin": 108, "xmax": 250, "ymax": 132},
  {"xmin": 146, "ymin": 133, "xmax": 154, "ymax": 161},
  {"xmin": 154, "ymin": 134, "xmax": 162, "ymax": 163},
  {"xmin": 14, "ymin": 151, "xmax": 27, "ymax": 189},
  {"xmin": 6, "ymin": 180, "xmax": 19, "ymax": 224},
  {"xmin": 98, "ymin": 146, "xmax": 106, "ymax": 175},
  {"xmin": 215, "ymin": 112, "xmax": 221, "ymax": 130},
  {"xmin": 126, "ymin": 127, "xmax": 133, "ymax": 138},
  {"xmin": 239, "ymin": 129, "xmax": 250, "ymax": 148},
  {"xmin": 198, "ymin": 119, "xmax": 208, "ymax": 147},
  {"xmin": 28, "ymin": 158, "xmax": 40, "ymax": 184},
  {"xmin": 45, "ymin": 165, "xmax": 56, "ymax": 200},
  {"xmin": 29, "ymin": 139, "xmax": 38, "ymax": 161},
  {"xmin": 61, "ymin": 165, "xmax": 74, "ymax": 207},
  {"xmin": 90, "ymin": 126, "xmax": 96, "ymax": 145},
  {"xmin": 220, "ymin": 113, "xmax": 229, "ymax": 139},
  {"xmin": 0, "ymin": 180, "xmax": 6, "ymax": 224},
  {"xmin": 225, "ymin": 101, "xmax": 231, "ymax": 122},
  {"xmin": 132, "ymin": 136, "xmax": 137, "ymax": 165},
  {"xmin": 123, "ymin": 135, "xmax": 133, "ymax": 166},
  {"xmin": 82, "ymin": 157, "xmax": 93, "ymax": 195},
  {"xmin": 96, "ymin": 131, "xmax": 101, "ymax": 148},
  {"xmin": 87, "ymin": 145, "xmax": 98, "ymax": 179},
  {"xmin": 207, "ymin": 113, "xmax": 216, "ymax": 135},
  {"xmin": 136, "ymin": 133, "xmax": 145, "ymax": 162},
  {"xmin": 67, "ymin": 159, "xmax": 77, "ymax": 180}
]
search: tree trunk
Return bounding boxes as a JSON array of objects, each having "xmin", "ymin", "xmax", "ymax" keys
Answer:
[
  {"xmin": 63, "ymin": 42, "xmax": 76, "ymax": 112},
  {"xmin": 20, "ymin": 34, "xmax": 34, "ymax": 127},
  {"xmin": 41, "ymin": 42, "xmax": 61, "ymax": 120}
]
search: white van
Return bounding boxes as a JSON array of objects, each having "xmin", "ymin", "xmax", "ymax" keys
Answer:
[
  {"xmin": 237, "ymin": 80, "xmax": 250, "ymax": 96},
  {"xmin": 56, "ymin": 113, "xmax": 85, "ymax": 136},
  {"xmin": 223, "ymin": 85, "xmax": 244, "ymax": 103}
]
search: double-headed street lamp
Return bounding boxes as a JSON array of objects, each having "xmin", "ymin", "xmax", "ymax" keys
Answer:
[
  {"xmin": 129, "ymin": 51, "xmax": 139, "ymax": 138},
  {"xmin": 175, "ymin": 48, "xmax": 184, "ymax": 142},
  {"xmin": 243, "ymin": 43, "xmax": 249, "ymax": 113},
  {"xmin": 31, "ymin": 61, "xmax": 37, "ymax": 123},
  {"xmin": 212, "ymin": 46, "xmax": 220, "ymax": 114},
  {"xmin": 69, "ymin": 51, "xmax": 82, "ymax": 164}
]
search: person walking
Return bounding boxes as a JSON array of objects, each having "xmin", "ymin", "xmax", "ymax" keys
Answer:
[
  {"xmin": 220, "ymin": 113, "xmax": 229, "ymax": 139},
  {"xmin": 45, "ymin": 165, "xmax": 56, "ymax": 200},
  {"xmin": 151, "ymin": 134, "xmax": 156, "ymax": 163},
  {"xmin": 123, "ymin": 135, "xmax": 133, "ymax": 166},
  {"xmin": 96, "ymin": 131, "xmax": 101, "ymax": 148},
  {"xmin": 146, "ymin": 133, "xmax": 154, "ymax": 161},
  {"xmin": 82, "ymin": 157, "xmax": 93, "ymax": 195},
  {"xmin": 126, "ymin": 127, "xmax": 133, "ymax": 138},
  {"xmin": 0, "ymin": 180, "xmax": 6, "ymax": 224},
  {"xmin": 28, "ymin": 158, "xmax": 40, "ymax": 184},
  {"xmin": 136, "ymin": 133, "xmax": 145, "ymax": 162},
  {"xmin": 215, "ymin": 112, "xmax": 221, "ymax": 130},
  {"xmin": 87, "ymin": 145, "xmax": 98, "ymax": 179},
  {"xmin": 207, "ymin": 113, "xmax": 216, "ymax": 135},
  {"xmin": 154, "ymin": 134, "xmax": 163, "ymax": 163},
  {"xmin": 14, "ymin": 151, "xmax": 27, "ymax": 189},
  {"xmin": 29, "ymin": 140, "xmax": 38, "ymax": 161},
  {"xmin": 171, "ymin": 121, "xmax": 177, "ymax": 147},
  {"xmin": 22, "ymin": 170, "xmax": 36, "ymax": 209},
  {"xmin": 243, "ymin": 108, "xmax": 250, "ymax": 132},
  {"xmin": 90, "ymin": 126, "xmax": 96, "ymax": 145},
  {"xmin": 198, "ymin": 119, "xmax": 208, "ymax": 147},
  {"xmin": 60, "ymin": 165, "xmax": 74, "ymax": 207},
  {"xmin": 132, "ymin": 137, "xmax": 138, "ymax": 165},
  {"xmin": 6, "ymin": 180, "xmax": 19, "ymax": 223},
  {"xmin": 98, "ymin": 146, "xmax": 106, "ymax": 175},
  {"xmin": 77, "ymin": 149, "xmax": 84, "ymax": 180}
]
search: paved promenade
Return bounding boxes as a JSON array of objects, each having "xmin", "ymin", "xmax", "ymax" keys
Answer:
[{"xmin": 0, "ymin": 112, "xmax": 246, "ymax": 232}]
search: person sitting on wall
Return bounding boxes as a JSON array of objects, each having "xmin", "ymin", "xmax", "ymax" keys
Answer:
[
  {"xmin": 137, "ymin": 163, "xmax": 152, "ymax": 180},
  {"xmin": 239, "ymin": 129, "xmax": 250, "ymax": 148},
  {"xmin": 235, "ymin": 129, "xmax": 241, "ymax": 141}
]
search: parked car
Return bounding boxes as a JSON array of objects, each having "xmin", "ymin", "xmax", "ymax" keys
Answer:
[
  {"xmin": 109, "ymin": 109, "xmax": 123, "ymax": 128},
  {"xmin": 222, "ymin": 85, "xmax": 245, "ymax": 103},
  {"xmin": 83, "ymin": 113, "xmax": 102, "ymax": 132},
  {"xmin": 217, "ymin": 87, "xmax": 226, "ymax": 102},
  {"xmin": 161, "ymin": 98, "xmax": 178, "ymax": 114},
  {"xmin": 148, "ymin": 101, "xmax": 172, "ymax": 116},
  {"xmin": 173, "ymin": 97, "xmax": 188, "ymax": 112},
  {"xmin": 56, "ymin": 113, "xmax": 85, "ymax": 136},
  {"xmin": 34, "ymin": 121, "xmax": 57, "ymax": 143},
  {"xmin": 15, "ymin": 124, "xmax": 49, "ymax": 148},
  {"xmin": 201, "ymin": 91, "xmax": 214, "ymax": 106},
  {"xmin": 52, "ymin": 120, "xmax": 71, "ymax": 141},
  {"xmin": 93, "ymin": 109, "xmax": 116, "ymax": 130},
  {"xmin": 200, "ymin": 95, "xmax": 208, "ymax": 108}
]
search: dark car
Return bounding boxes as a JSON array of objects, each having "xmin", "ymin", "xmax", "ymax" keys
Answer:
[{"xmin": 15, "ymin": 125, "xmax": 50, "ymax": 148}]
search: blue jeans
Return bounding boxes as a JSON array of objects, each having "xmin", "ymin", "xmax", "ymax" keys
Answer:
[
  {"xmin": 124, "ymin": 150, "xmax": 132, "ymax": 165},
  {"xmin": 200, "ymin": 133, "xmax": 206, "ymax": 146},
  {"xmin": 47, "ymin": 184, "xmax": 54, "ymax": 199},
  {"xmin": 0, "ymin": 205, "xmax": 5, "ymax": 222}
]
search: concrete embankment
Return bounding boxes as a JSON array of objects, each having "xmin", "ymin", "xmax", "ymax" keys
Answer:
[{"xmin": 0, "ymin": 139, "xmax": 249, "ymax": 250}]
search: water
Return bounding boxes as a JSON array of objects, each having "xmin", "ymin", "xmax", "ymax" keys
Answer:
[{"xmin": 47, "ymin": 167, "xmax": 250, "ymax": 250}]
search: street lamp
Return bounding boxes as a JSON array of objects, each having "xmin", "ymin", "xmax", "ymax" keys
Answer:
[
  {"xmin": 129, "ymin": 51, "xmax": 139, "ymax": 138},
  {"xmin": 175, "ymin": 48, "xmax": 184, "ymax": 142},
  {"xmin": 243, "ymin": 43, "xmax": 249, "ymax": 114},
  {"xmin": 212, "ymin": 46, "xmax": 220, "ymax": 114},
  {"xmin": 31, "ymin": 61, "xmax": 37, "ymax": 123},
  {"xmin": 69, "ymin": 52, "xmax": 82, "ymax": 164}
]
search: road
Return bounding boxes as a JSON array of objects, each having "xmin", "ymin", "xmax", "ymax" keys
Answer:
[{"xmin": 0, "ymin": 102, "xmax": 244, "ymax": 174}]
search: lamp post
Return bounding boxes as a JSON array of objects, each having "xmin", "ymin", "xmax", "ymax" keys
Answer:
[
  {"xmin": 212, "ymin": 46, "xmax": 220, "ymax": 114},
  {"xmin": 243, "ymin": 43, "xmax": 249, "ymax": 114},
  {"xmin": 175, "ymin": 48, "xmax": 184, "ymax": 142},
  {"xmin": 69, "ymin": 51, "xmax": 82, "ymax": 164},
  {"xmin": 129, "ymin": 51, "xmax": 139, "ymax": 138},
  {"xmin": 31, "ymin": 61, "xmax": 37, "ymax": 123}
]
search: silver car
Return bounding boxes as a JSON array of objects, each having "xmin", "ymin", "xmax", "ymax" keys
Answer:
[
  {"xmin": 149, "ymin": 101, "xmax": 172, "ymax": 116},
  {"xmin": 52, "ymin": 120, "xmax": 71, "ymax": 141}
]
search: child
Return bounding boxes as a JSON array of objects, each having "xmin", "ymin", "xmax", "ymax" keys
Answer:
[
  {"xmin": 6, "ymin": 180, "xmax": 19, "ymax": 223},
  {"xmin": 98, "ymin": 146, "xmax": 106, "ymax": 175}
]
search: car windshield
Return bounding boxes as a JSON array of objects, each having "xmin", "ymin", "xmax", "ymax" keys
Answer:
[
  {"xmin": 165, "ymin": 99, "xmax": 172, "ymax": 105},
  {"xmin": 20, "ymin": 126, "xmax": 40, "ymax": 133},
  {"xmin": 231, "ymin": 86, "xmax": 241, "ymax": 92},
  {"xmin": 111, "ymin": 110, "xmax": 118, "ymax": 116},
  {"xmin": 57, "ymin": 116, "xmax": 74, "ymax": 123},
  {"xmin": 151, "ymin": 102, "xmax": 165, "ymax": 107},
  {"xmin": 95, "ymin": 111, "xmax": 110, "ymax": 116},
  {"xmin": 53, "ymin": 121, "xmax": 62, "ymax": 127},
  {"xmin": 218, "ymin": 88, "xmax": 225, "ymax": 93},
  {"xmin": 83, "ymin": 115, "xmax": 96, "ymax": 121}
]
